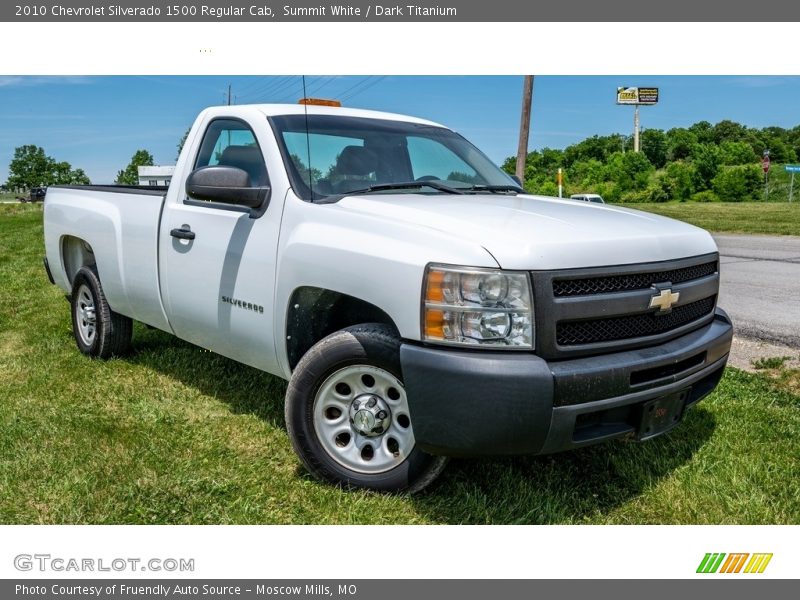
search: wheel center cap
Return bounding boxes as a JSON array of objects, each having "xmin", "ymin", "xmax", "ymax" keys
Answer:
[
  {"xmin": 354, "ymin": 410, "xmax": 375, "ymax": 432},
  {"xmin": 349, "ymin": 394, "xmax": 391, "ymax": 437}
]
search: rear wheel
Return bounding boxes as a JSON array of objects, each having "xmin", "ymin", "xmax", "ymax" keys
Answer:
[
  {"xmin": 70, "ymin": 266, "xmax": 132, "ymax": 358},
  {"xmin": 285, "ymin": 324, "xmax": 447, "ymax": 493}
]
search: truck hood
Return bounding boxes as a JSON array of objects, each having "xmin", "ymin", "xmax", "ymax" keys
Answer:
[{"xmin": 335, "ymin": 193, "xmax": 717, "ymax": 270}]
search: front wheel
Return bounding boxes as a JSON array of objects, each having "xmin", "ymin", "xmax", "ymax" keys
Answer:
[{"xmin": 285, "ymin": 324, "xmax": 447, "ymax": 493}]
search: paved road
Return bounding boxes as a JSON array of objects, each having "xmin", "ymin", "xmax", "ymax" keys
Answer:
[{"xmin": 714, "ymin": 234, "xmax": 800, "ymax": 348}]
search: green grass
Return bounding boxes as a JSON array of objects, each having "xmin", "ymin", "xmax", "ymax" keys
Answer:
[
  {"xmin": 624, "ymin": 201, "xmax": 800, "ymax": 235},
  {"xmin": 752, "ymin": 356, "xmax": 794, "ymax": 370},
  {"xmin": 1, "ymin": 204, "xmax": 799, "ymax": 524}
]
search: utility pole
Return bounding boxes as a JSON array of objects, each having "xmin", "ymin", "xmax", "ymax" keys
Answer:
[
  {"xmin": 633, "ymin": 104, "xmax": 640, "ymax": 152},
  {"xmin": 515, "ymin": 75, "xmax": 534, "ymax": 184},
  {"xmin": 227, "ymin": 84, "xmax": 232, "ymax": 106}
]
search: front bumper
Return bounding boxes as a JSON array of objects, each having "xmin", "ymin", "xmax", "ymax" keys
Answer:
[{"xmin": 400, "ymin": 308, "xmax": 733, "ymax": 457}]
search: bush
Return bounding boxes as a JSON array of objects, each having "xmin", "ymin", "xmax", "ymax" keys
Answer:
[
  {"xmin": 691, "ymin": 190, "xmax": 719, "ymax": 203},
  {"xmin": 647, "ymin": 184, "xmax": 671, "ymax": 203},
  {"xmin": 618, "ymin": 189, "xmax": 651, "ymax": 203},
  {"xmin": 712, "ymin": 165, "xmax": 762, "ymax": 202},
  {"xmin": 663, "ymin": 161, "xmax": 696, "ymax": 200}
]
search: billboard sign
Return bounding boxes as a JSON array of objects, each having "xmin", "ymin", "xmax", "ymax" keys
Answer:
[{"xmin": 616, "ymin": 87, "xmax": 659, "ymax": 105}]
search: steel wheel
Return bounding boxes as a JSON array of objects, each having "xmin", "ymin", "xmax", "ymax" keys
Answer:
[
  {"xmin": 313, "ymin": 364, "xmax": 415, "ymax": 474},
  {"xmin": 75, "ymin": 283, "xmax": 97, "ymax": 346}
]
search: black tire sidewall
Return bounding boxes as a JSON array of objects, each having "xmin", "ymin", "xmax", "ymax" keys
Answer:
[
  {"xmin": 71, "ymin": 268, "xmax": 105, "ymax": 356},
  {"xmin": 286, "ymin": 325, "xmax": 441, "ymax": 492}
]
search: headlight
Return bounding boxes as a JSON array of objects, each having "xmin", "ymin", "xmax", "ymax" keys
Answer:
[{"xmin": 422, "ymin": 264, "xmax": 534, "ymax": 349}]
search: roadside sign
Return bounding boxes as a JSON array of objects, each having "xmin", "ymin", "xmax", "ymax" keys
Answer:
[
  {"xmin": 762, "ymin": 156, "xmax": 771, "ymax": 173},
  {"xmin": 616, "ymin": 87, "xmax": 659, "ymax": 105},
  {"xmin": 787, "ymin": 166, "xmax": 799, "ymax": 202}
]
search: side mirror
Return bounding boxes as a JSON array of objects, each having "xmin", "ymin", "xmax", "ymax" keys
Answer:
[
  {"xmin": 510, "ymin": 175, "xmax": 523, "ymax": 188},
  {"xmin": 185, "ymin": 165, "xmax": 270, "ymax": 209}
]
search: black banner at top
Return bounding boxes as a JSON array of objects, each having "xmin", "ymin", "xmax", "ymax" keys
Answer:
[{"xmin": 4, "ymin": 0, "xmax": 800, "ymax": 22}]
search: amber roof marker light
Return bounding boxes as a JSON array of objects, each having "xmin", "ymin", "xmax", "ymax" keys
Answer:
[{"xmin": 298, "ymin": 98, "xmax": 342, "ymax": 107}]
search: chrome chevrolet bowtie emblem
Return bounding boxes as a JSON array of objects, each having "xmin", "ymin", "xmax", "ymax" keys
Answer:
[{"xmin": 649, "ymin": 288, "xmax": 680, "ymax": 313}]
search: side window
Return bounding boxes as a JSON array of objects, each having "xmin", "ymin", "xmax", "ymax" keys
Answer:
[{"xmin": 193, "ymin": 119, "xmax": 269, "ymax": 190}]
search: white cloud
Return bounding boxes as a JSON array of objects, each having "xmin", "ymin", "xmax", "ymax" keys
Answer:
[{"xmin": 0, "ymin": 75, "xmax": 92, "ymax": 88}]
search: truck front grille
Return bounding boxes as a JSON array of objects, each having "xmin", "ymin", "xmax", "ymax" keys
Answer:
[
  {"xmin": 552, "ymin": 260, "xmax": 718, "ymax": 297},
  {"xmin": 530, "ymin": 253, "xmax": 721, "ymax": 359},
  {"xmin": 556, "ymin": 296, "xmax": 717, "ymax": 346}
]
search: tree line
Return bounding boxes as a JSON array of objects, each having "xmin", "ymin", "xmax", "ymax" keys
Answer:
[
  {"xmin": 4, "ymin": 146, "xmax": 157, "ymax": 191},
  {"xmin": 503, "ymin": 119, "xmax": 800, "ymax": 202}
]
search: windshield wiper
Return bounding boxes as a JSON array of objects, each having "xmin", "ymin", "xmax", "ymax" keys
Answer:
[
  {"xmin": 465, "ymin": 184, "xmax": 523, "ymax": 194},
  {"xmin": 345, "ymin": 181, "xmax": 465, "ymax": 195}
]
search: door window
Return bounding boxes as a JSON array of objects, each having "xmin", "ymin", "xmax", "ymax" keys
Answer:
[{"xmin": 193, "ymin": 119, "xmax": 269, "ymax": 188}]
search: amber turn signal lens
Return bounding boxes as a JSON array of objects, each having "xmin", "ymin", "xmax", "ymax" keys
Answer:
[
  {"xmin": 424, "ymin": 308, "xmax": 445, "ymax": 339},
  {"xmin": 425, "ymin": 270, "xmax": 445, "ymax": 303}
]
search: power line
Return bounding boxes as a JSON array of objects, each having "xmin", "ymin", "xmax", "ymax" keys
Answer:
[
  {"xmin": 341, "ymin": 76, "xmax": 387, "ymax": 102},
  {"xmin": 335, "ymin": 76, "xmax": 373, "ymax": 100}
]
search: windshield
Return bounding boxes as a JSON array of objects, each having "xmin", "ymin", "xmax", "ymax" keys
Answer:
[{"xmin": 269, "ymin": 114, "xmax": 520, "ymax": 201}]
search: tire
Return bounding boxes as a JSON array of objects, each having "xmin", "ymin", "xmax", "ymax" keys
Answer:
[
  {"xmin": 285, "ymin": 323, "xmax": 447, "ymax": 493},
  {"xmin": 70, "ymin": 265, "xmax": 133, "ymax": 359}
]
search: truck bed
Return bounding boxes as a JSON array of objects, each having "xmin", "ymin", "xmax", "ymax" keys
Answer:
[{"xmin": 44, "ymin": 185, "xmax": 171, "ymax": 332}]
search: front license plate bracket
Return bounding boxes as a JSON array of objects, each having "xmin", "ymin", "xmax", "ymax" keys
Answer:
[{"xmin": 637, "ymin": 389, "xmax": 690, "ymax": 441}]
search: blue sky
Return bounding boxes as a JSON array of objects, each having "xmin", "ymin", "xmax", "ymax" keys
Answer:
[{"xmin": 1, "ymin": 75, "xmax": 799, "ymax": 184}]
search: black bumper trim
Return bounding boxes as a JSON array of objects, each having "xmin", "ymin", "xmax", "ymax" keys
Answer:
[
  {"xmin": 551, "ymin": 310, "xmax": 732, "ymax": 406},
  {"xmin": 400, "ymin": 309, "xmax": 732, "ymax": 458},
  {"xmin": 538, "ymin": 356, "xmax": 726, "ymax": 454}
]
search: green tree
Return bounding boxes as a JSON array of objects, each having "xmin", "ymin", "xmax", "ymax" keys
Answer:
[
  {"xmin": 711, "ymin": 120, "xmax": 748, "ymax": 144},
  {"xmin": 690, "ymin": 143, "xmax": 720, "ymax": 191},
  {"xmin": 569, "ymin": 159, "xmax": 607, "ymax": 188},
  {"xmin": 688, "ymin": 120, "xmax": 714, "ymax": 144},
  {"xmin": 712, "ymin": 165, "xmax": 762, "ymax": 201},
  {"xmin": 6, "ymin": 144, "xmax": 90, "ymax": 189},
  {"xmin": 666, "ymin": 128, "xmax": 698, "ymax": 161},
  {"xmin": 607, "ymin": 151, "xmax": 653, "ymax": 192},
  {"xmin": 718, "ymin": 141, "xmax": 756, "ymax": 165},
  {"xmin": 641, "ymin": 129, "xmax": 667, "ymax": 168},
  {"xmin": 116, "ymin": 149, "xmax": 155, "ymax": 185},
  {"xmin": 6, "ymin": 145, "xmax": 52, "ymax": 189},
  {"xmin": 663, "ymin": 161, "xmax": 696, "ymax": 200}
]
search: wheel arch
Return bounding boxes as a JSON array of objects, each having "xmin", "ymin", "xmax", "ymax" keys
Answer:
[
  {"xmin": 60, "ymin": 235, "xmax": 97, "ymax": 286},
  {"xmin": 285, "ymin": 286, "xmax": 399, "ymax": 371}
]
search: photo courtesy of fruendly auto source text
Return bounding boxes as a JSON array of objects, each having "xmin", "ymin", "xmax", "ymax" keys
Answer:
[{"xmin": 0, "ymin": 0, "xmax": 798, "ymax": 595}]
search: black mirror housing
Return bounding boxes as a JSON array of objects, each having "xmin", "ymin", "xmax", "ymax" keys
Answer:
[{"xmin": 185, "ymin": 165, "xmax": 269, "ymax": 209}]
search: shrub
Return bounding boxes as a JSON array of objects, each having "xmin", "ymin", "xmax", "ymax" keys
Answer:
[
  {"xmin": 619, "ymin": 189, "xmax": 651, "ymax": 203},
  {"xmin": 712, "ymin": 165, "xmax": 762, "ymax": 202},
  {"xmin": 691, "ymin": 190, "xmax": 719, "ymax": 203},
  {"xmin": 663, "ymin": 161, "xmax": 696, "ymax": 200}
]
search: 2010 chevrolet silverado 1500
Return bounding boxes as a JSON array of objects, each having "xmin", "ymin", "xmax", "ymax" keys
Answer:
[{"xmin": 43, "ymin": 103, "xmax": 733, "ymax": 492}]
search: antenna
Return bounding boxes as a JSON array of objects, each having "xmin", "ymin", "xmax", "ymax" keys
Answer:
[{"xmin": 302, "ymin": 75, "xmax": 313, "ymax": 201}]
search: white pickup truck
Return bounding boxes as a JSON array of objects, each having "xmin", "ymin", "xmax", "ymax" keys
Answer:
[{"xmin": 43, "ymin": 103, "xmax": 733, "ymax": 492}]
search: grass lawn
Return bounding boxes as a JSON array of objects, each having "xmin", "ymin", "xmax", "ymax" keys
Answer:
[
  {"xmin": 625, "ymin": 201, "xmax": 800, "ymax": 236},
  {"xmin": 1, "ymin": 204, "xmax": 798, "ymax": 524}
]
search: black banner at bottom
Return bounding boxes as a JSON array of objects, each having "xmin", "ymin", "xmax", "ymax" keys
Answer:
[{"xmin": 3, "ymin": 580, "xmax": 797, "ymax": 600}]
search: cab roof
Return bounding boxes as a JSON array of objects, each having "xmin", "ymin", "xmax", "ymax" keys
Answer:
[{"xmin": 204, "ymin": 103, "xmax": 446, "ymax": 128}]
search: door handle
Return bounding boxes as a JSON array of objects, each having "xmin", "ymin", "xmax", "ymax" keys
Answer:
[{"xmin": 170, "ymin": 226, "xmax": 195, "ymax": 240}]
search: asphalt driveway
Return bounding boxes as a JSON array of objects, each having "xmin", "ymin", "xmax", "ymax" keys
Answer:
[{"xmin": 714, "ymin": 233, "xmax": 800, "ymax": 348}]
